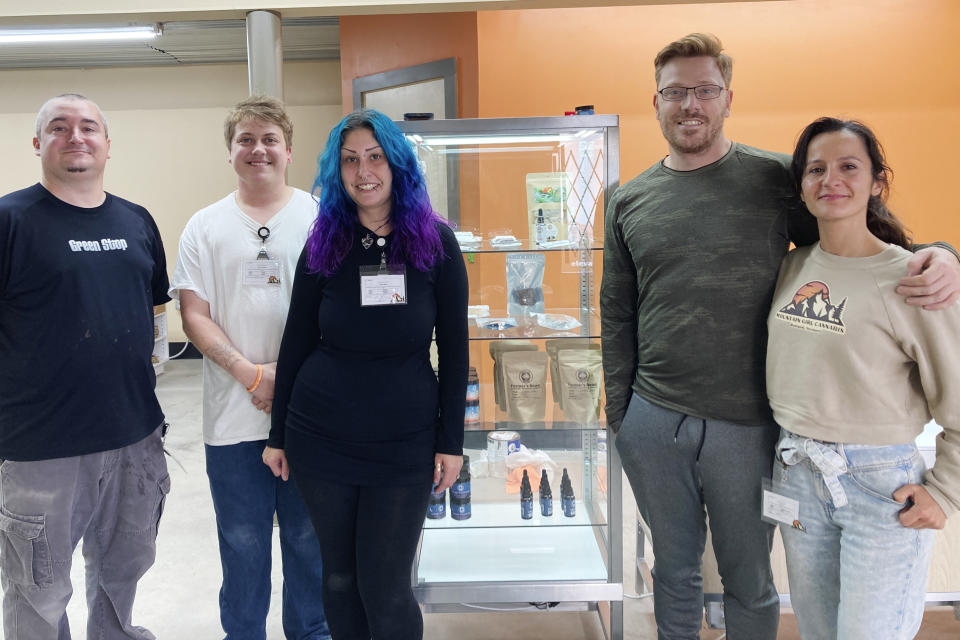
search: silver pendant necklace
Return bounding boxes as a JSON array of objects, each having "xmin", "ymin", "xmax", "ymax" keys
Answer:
[{"xmin": 361, "ymin": 217, "xmax": 390, "ymax": 250}]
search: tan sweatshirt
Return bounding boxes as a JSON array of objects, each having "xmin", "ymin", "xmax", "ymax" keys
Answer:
[{"xmin": 766, "ymin": 243, "xmax": 960, "ymax": 516}]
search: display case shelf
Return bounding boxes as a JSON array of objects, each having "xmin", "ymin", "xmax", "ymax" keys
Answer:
[
  {"xmin": 458, "ymin": 240, "xmax": 604, "ymax": 253},
  {"xmin": 401, "ymin": 115, "xmax": 622, "ymax": 639},
  {"xmin": 469, "ymin": 308, "xmax": 601, "ymax": 340}
]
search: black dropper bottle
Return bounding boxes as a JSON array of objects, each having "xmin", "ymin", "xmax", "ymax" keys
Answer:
[
  {"xmin": 520, "ymin": 469, "xmax": 533, "ymax": 520},
  {"xmin": 561, "ymin": 467, "xmax": 576, "ymax": 518},
  {"xmin": 539, "ymin": 469, "xmax": 553, "ymax": 517}
]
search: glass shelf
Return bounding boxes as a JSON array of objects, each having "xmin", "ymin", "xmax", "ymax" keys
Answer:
[
  {"xmin": 417, "ymin": 526, "xmax": 608, "ymax": 584},
  {"xmin": 458, "ymin": 240, "xmax": 602, "ymax": 254},
  {"xmin": 465, "ymin": 420, "xmax": 605, "ymax": 432},
  {"xmin": 468, "ymin": 308, "xmax": 600, "ymax": 340}
]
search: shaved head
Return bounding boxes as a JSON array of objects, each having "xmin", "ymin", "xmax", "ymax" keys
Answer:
[{"xmin": 36, "ymin": 93, "xmax": 108, "ymax": 140}]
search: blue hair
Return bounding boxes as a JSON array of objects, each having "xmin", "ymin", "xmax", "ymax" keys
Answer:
[{"xmin": 305, "ymin": 109, "xmax": 446, "ymax": 275}]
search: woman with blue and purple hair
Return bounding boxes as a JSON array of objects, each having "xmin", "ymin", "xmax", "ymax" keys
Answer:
[{"xmin": 265, "ymin": 109, "xmax": 468, "ymax": 639}]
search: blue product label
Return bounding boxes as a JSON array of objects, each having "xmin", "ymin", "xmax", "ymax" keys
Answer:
[
  {"xmin": 540, "ymin": 497, "xmax": 553, "ymax": 517},
  {"xmin": 506, "ymin": 439, "xmax": 521, "ymax": 455},
  {"xmin": 451, "ymin": 480, "xmax": 471, "ymax": 499},
  {"xmin": 562, "ymin": 497, "xmax": 576, "ymax": 518},
  {"xmin": 426, "ymin": 501, "xmax": 446, "ymax": 519},
  {"xmin": 451, "ymin": 501, "xmax": 471, "ymax": 520},
  {"xmin": 521, "ymin": 498, "xmax": 533, "ymax": 520},
  {"xmin": 464, "ymin": 403, "xmax": 480, "ymax": 423},
  {"xmin": 466, "ymin": 382, "xmax": 480, "ymax": 401}
]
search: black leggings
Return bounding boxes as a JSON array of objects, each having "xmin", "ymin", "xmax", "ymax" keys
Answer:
[{"xmin": 293, "ymin": 474, "xmax": 432, "ymax": 640}]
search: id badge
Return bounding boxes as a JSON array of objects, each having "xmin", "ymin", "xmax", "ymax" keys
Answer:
[
  {"xmin": 360, "ymin": 264, "xmax": 407, "ymax": 306},
  {"xmin": 761, "ymin": 476, "xmax": 805, "ymax": 532},
  {"xmin": 242, "ymin": 259, "xmax": 282, "ymax": 286}
]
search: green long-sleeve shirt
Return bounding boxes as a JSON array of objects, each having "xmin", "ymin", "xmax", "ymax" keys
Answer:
[{"xmin": 600, "ymin": 143, "xmax": 818, "ymax": 431}]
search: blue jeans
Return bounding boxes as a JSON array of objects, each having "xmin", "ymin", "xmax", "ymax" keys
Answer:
[
  {"xmin": 615, "ymin": 392, "xmax": 780, "ymax": 640},
  {"xmin": 206, "ymin": 441, "xmax": 329, "ymax": 640},
  {"xmin": 775, "ymin": 431, "xmax": 934, "ymax": 640}
]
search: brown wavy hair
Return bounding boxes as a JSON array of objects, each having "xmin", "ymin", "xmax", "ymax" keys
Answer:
[{"xmin": 791, "ymin": 117, "xmax": 912, "ymax": 250}]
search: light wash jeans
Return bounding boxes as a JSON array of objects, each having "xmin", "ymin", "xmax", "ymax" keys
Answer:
[{"xmin": 775, "ymin": 430, "xmax": 934, "ymax": 640}]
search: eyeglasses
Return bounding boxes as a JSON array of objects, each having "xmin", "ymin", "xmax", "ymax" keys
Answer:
[{"xmin": 657, "ymin": 85, "xmax": 724, "ymax": 102}]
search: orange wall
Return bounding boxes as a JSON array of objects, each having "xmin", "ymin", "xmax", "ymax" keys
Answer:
[
  {"xmin": 339, "ymin": 12, "xmax": 479, "ymax": 117},
  {"xmin": 476, "ymin": 0, "xmax": 960, "ymax": 246}
]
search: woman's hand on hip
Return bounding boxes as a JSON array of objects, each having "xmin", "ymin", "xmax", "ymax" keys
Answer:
[
  {"xmin": 262, "ymin": 446, "xmax": 290, "ymax": 481},
  {"xmin": 433, "ymin": 453, "xmax": 463, "ymax": 492},
  {"xmin": 894, "ymin": 483, "xmax": 947, "ymax": 529}
]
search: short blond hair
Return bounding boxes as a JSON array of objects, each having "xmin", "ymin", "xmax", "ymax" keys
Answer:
[
  {"xmin": 654, "ymin": 33, "xmax": 733, "ymax": 89},
  {"xmin": 223, "ymin": 95, "xmax": 293, "ymax": 149}
]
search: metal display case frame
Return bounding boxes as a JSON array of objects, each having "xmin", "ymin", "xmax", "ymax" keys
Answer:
[{"xmin": 399, "ymin": 115, "xmax": 624, "ymax": 640}]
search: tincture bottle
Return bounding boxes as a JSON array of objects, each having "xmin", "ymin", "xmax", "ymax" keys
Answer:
[
  {"xmin": 520, "ymin": 469, "xmax": 533, "ymax": 520},
  {"xmin": 561, "ymin": 468, "xmax": 576, "ymax": 518},
  {"xmin": 450, "ymin": 455, "xmax": 471, "ymax": 520},
  {"xmin": 539, "ymin": 468, "xmax": 553, "ymax": 517},
  {"xmin": 426, "ymin": 485, "xmax": 446, "ymax": 520}
]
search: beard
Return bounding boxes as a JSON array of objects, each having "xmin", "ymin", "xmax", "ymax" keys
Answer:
[{"xmin": 659, "ymin": 115, "xmax": 724, "ymax": 156}]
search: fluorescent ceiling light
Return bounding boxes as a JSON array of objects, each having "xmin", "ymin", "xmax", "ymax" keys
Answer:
[
  {"xmin": 412, "ymin": 134, "xmax": 579, "ymax": 146},
  {"xmin": 0, "ymin": 25, "xmax": 160, "ymax": 44}
]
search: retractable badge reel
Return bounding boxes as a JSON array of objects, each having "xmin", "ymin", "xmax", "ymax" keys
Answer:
[{"xmin": 242, "ymin": 226, "xmax": 283, "ymax": 286}]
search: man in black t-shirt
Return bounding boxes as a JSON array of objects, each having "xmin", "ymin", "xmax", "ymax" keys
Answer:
[{"xmin": 0, "ymin": 94, "xmax": 170, "ymax": 640}]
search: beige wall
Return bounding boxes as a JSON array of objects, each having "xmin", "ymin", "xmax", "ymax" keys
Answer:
[{"xmin": 0, "ymin": 60, "xmax": 343, "ymax": 340}]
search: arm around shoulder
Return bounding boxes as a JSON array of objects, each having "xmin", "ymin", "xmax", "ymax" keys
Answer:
[{"xmin": 898, "ymin": 243, "xmax": 960, "ymax": 310}]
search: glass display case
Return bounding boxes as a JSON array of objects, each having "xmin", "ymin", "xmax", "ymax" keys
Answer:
[{"xmin": 399, "ymin": 115, "xmax": 623, "ymax": 639}]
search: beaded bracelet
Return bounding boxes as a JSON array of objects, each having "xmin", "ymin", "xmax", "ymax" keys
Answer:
[{"xmin": 246, "ymin": 364, "xmax": 263, "ymax": 393}]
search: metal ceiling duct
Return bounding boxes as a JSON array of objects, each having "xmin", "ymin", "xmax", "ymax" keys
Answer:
[{"xmin": 0, "ymin": 17, "xmax": 339, "ymax": 68}]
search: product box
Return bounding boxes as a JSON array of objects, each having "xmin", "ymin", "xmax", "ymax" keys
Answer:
[{"xmin": 525, "ymin": 172, "xmax": 570, "ymax": 245}]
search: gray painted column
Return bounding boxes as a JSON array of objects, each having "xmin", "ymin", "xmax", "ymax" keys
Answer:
[{"xmin": 246, "ymin": 10, "xmax": 283, "ymax": 98}]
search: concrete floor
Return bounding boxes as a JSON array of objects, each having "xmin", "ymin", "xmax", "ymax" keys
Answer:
[{"xmin": 44, "ymin": 359, "xmax": 958, "ymax": 639}]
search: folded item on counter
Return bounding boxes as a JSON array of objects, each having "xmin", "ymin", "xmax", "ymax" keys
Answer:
[
  {"xmin": 533, "ymin": 313, "xmax": 581, "ymax": 331},
  {"xmin": 476, "ymin": 317, "xmax": 517, "ymax": 331},
  {"xmin": 504, "ymin": 445, "xmax": 557, "ymax": 494},
  {"xmin": 490, "ymin": 235, "xmax": 522, "ymax": 249},
  {"xmin": 467, "ymin": 304, "xmax": 490, "ymax": 318}
]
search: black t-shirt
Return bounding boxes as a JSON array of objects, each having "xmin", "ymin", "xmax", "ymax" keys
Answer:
[
  {"xmin": 270, "ymin": 221, "xmax": 469, "ymax": 486},
  {"xmin": 0, "ymin": 183, "xmax": 170, "ymax": 460}
]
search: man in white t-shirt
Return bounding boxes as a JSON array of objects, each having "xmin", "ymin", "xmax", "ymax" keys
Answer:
[{"xmin": 170, "ymin": 96, "xmax": 329, "ymax": 640}]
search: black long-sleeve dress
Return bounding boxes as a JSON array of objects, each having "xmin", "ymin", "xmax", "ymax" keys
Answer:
[{"xmin": 269, "ymin": 221, "xmax": 469, "ymax": 486}]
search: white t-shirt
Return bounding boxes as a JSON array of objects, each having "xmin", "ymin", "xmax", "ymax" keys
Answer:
[{"xmin": 169, "ymin": 188, "xmax": 316, "ymax": 445}]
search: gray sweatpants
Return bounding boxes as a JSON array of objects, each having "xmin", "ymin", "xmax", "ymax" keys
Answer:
[
  {"xmin": 615, "ymin": 392, "xmax": 779, "ymax": 640},
  {"xmin": 0, "ymin": 426, "xmax": 169, "ymax": 640}
]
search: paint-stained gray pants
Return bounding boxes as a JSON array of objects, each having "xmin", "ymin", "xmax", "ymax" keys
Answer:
[
  {"xmin": 0, "ymin": 426, "xmax": 169, "ymax": 640},
  {"xmin": 615, "ymin": 392, "xmax": 780, "ymax": 640}
]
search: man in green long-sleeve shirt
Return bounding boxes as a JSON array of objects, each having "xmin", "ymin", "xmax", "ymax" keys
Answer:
[{"xmin": 601, "ymin": 33, "xmax": 960, "ymax": 639}]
